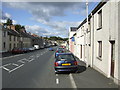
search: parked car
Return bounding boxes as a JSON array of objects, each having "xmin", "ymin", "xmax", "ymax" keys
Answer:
[
  {"xmin": 54, "ymin": 53, "xmax": 78, "ymax": 73},
  {"xmin": 49, "ymin": 48, "xmax": 54, "ymax": 51},
  {"xmin": 55, "ymin": 48, "xmax": 65, "ymax": 58},
  {"xmin": 11, "ymin": 48, "xmax": 24, "ymax": 54},
  {"xmin": 22, "ymin": 48, "xmax": 30, "ymax": 53},
  {"xmin": 28, "ymin": 47, "xmax": 35, "ymax": 51}
]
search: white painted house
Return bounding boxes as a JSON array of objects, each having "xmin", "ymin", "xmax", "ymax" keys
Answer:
[{"xmin": 69, "ymin": 0, "xmax": 120, "ymax": 85}]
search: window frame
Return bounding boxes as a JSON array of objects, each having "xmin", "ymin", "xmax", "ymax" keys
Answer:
[
  {"xmin": 97, "ymin": 9, "xmax": 102, "ymax": 30},
  {"xmin": 98, "ymin": 41, "xmax": 102, "ymax": 58}
]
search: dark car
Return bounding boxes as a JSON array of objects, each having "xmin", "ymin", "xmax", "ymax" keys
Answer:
[
  {"xmin": 11, "ymin": 48, "xmax": 24, "ymax": 54},
  {"xmin": 22, "ymin": 48, "xmax": 30, "ymax": 53},
  {"xmin": 54, "ymin": 53, "xmax": 78, "ymax": 73},
  {"xmin": 49, "ymin": 48, "xmax": 54, "ymax": 51},
  {"xmin": 55, "ymin": 48, "xmax": 64, "ymax": 58}
]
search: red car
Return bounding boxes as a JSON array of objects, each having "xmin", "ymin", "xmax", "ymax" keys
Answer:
[{"xmin": 11, "ymin": 48, "xmax": 24, "ymax": 54}]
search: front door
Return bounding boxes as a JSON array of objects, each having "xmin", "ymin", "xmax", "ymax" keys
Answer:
[{"xmin": 110, "ymin": 41, "xmax": 115, "ymax": 77}]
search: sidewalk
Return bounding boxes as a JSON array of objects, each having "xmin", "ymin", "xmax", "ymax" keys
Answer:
[{"xmin": 72, "ymin": 57, "xmax": 119, "ymax": 88}]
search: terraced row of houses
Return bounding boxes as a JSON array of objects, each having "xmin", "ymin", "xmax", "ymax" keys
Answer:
[
  {"xmin": 69, "ymin": 0, "xmax": 120, "ymax": 85},
  {"xmin": 0, "ymin": 24, "xmax": 44, "ymax": 53}
]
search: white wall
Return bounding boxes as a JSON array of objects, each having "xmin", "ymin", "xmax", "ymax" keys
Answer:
[
  {"xmin": 93, "ymin": 1, "xmax": 118, "ymax": 79},
  {"xmin": 0, "ymin": 26, "xmax": 2, "ymax": 53}
]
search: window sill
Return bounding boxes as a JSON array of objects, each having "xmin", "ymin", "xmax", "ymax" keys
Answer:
[
  {"xmin": 96, "ymin": 57, "xmax": 102, "ymax": 61},
  {"xmin": 97, "ymin": 27, "xmax": 102, "ymax": 30}
]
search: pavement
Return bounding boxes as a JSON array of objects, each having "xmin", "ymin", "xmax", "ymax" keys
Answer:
[{"xmin": 1, "ymin": 47, "xmax": 119, "ymax": 89}]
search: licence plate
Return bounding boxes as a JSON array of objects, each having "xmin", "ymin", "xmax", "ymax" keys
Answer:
[{"xmin": 62, "ymin": 63, "xmax": 71, "ymax": 66}]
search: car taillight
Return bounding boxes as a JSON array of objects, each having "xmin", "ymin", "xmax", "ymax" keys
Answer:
[
  {"xmin": 54, "ymin": 62, "xmax": 59, "ymax": 66},
  {"xmin": 74, "ymin": 61, "xmax": 78, "ymax": 65}
]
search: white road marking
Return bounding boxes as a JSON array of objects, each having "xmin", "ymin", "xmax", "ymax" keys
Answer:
[
  {"xmin": 56, "ymin": 74, "xmax": 58, "ymax": 76},
  {"xmin": 9, "ymin": 64, "xmax": 24, "ymax": 73},
  {"xmin": 56, "ymin": 78, "xmax": 59, "ymax": 84},
  {"xmin": 28, "ymin": 58, "xmax": 35, "ymax": 62},
  {"xmin": 12, "ymin": 63, "xmax": 19, "ymax": 66},
  {"xmin": 3, "ymin": 63, "xmax": 11, "ymax": 67},
  {"xmin": 69, "ymin": 73, "xmax": 77, "ymax": 88},
  {"xmin": 18, "ymin": 60, "xmax": 25, "ymax": 63},
  {"xmin": 36, "ymin": 54, "xmax": 40, "ymax": 58},
  {"xmin": 2, "ymin": 54, "xmax": 24, "ymax": 60},
  {"xmin": 2, "ymin": 66, "xmax": 10, "ymax": 72}
]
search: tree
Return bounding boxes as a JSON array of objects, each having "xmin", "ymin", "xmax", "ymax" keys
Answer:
[
  {"xmin": 3, "ymin": 18, "xmax": 13, "ymax": 28},
  {"xmin": 15, "ymin": 24, "xmax": 26, "ymax": 33}
]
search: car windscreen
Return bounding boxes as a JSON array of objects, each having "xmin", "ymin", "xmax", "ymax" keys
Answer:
[{"xmin": 57, "ymin": 54, "xmax": 75, "ymax": 61}]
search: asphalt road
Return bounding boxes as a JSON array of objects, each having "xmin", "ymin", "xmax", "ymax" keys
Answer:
[{"xmin": 1, "ymin": 47, "xmax": 119, "ymax": 89}]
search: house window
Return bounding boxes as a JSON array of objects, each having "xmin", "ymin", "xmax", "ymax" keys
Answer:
[
  {"xmin": 97, "ymin": 10, "xmax": 102, "ymax": 30},
  {"xmin": 3, "ymin": 42, "xmax": 6, "ymax": 49},
  {"xmin": 9, "ymin": 35, "xmax": 11, "ymax": 41},
  {"xmin": 3, "ymin": 31, "xmax": 6, "ymax": 37},
  {"xmin": 98, "ymin": 41, "xmax": 102, "ymax": 58},
  {"xmin": 14, "ymin": 36, "xmax": 16, "ymax": 41},
  {"xmin": 9, "ymin": 43, "xmax": 11, "ymax": 50},
  {"xmin": 14, "ymin": 43, "xmax": 16, "ymax": 48},
  {"xmin": 17, "ymin": 37, "xmax": 19, "ymax": 41},
  {"xmin": 17, "ymin": 43, "xmax": 19, "ymax": 47}
]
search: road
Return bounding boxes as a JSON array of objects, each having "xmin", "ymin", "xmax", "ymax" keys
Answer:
[{"xmin": 1, "ymin": 47, "xmax": 118, "ymax": 89}]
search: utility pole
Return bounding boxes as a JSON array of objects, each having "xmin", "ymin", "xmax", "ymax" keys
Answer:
[{"xmin": 86, "ymin": 0, "xmax": 89, "ymax": 67}]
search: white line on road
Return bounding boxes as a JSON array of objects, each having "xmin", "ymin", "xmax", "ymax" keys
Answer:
[
  {"xmin": 9, "ymin": 64, "xmax": 24, "ymax": 73},
  {"xmin": 2, "ymin": 66, "xmax": 10, "ymax": 72},
  {"xmin": 28, "ymin": 58, "xmax": 35, "ymax": 62},
  {"xmin": 56, "ymin": 74, "xmax": 58, "ymax": 76},
  {"xmin": 56, "ymin": 78, "xmax": 59, "ymax": 84},
  {"xmin": 18, "ymin": 60, "xmax": 25, "ymax": 63},
  {"xmin": 69, "ymin": 73, "xmax": 77, "ymax": 88},
  {"xmin": 3, "ymin": 63, "xmax": 11, "ymax": 67},
  {"xmin": 12, "ymin": 63, "xmax": 19, "ymax": 66}
]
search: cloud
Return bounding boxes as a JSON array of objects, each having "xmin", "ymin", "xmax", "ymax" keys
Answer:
[
  {"xmin": 25, "ymin": 25, "xmax": 49, "ymax": 36},
  {"xmin": 3, "ymin": 2, "xmax": 84, "ymax": 37},
  {"xmin": 3, "ymin": 2, "xmax": 86, "ymax": 21},
  {"xmin": 25, "ymin": 20, "xmax": 81, "ymax": 37},
  {"xmin": 2, "ymin": 12, "xmax": 11, "ymax": 19},
  {"xmin": 1, "ymin": 19, "xmax": 17, "ymax": 24},
  {"xmin": 12, "ymin": 20, "xmax": 17, "ymax": 24}
]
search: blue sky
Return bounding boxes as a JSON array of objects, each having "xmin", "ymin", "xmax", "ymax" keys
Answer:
[{"xmin": 2, "ymin": 2, "xmax": 99, "ymax": 38}]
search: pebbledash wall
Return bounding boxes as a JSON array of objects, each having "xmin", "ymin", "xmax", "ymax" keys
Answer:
[{"xmin": 69, "ymin": 0, "xmax": 120, "ymax": 85}]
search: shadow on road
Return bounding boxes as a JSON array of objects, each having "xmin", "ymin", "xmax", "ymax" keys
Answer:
[{"xmin": 76, "ymin": 65, "xmax": 86, "ymax": 73}]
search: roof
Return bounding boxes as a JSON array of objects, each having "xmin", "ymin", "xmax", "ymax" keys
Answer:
[
  {"xmin": 6, "ymin": 28, "xmax": 20, "ymax": 36},
  {"xmin": 77, "ymin": 0, "xmax": 108, "ymax": 29}
]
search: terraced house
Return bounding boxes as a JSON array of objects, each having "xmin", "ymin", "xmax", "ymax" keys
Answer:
[
  {"xmin": 69, "ymin": 0, "xmax": 120, "ymax": 85},
  {"xmin": 0, "ymin": 24, "xmax": 44, "ymax": 53}
]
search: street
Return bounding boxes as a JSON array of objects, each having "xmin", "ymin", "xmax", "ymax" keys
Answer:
[{"xmin": 1, "ymin": 47, "xmax": 118, "ymax": 88}]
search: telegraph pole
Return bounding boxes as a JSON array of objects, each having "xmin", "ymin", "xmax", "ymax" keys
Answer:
[{"xmin": 86, "ymin": 0, "xmax": 89, "ymax": 67}]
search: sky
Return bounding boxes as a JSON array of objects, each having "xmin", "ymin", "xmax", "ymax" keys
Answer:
[{"xmin": 1, "ymin": 1, "xmax": 100, "ymax": 38}]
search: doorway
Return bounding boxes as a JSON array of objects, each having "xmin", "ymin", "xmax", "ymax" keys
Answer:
[{"xmin": 110, "ymin": 41, "xmax": 115, "ymax": 77}]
